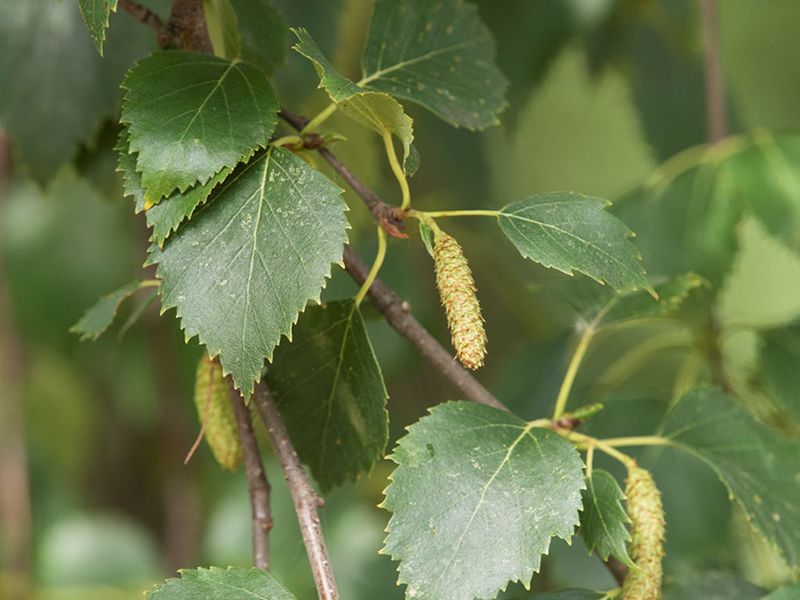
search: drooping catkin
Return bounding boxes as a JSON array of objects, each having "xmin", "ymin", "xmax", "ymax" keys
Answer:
[
  {"xmin": 622, "ymin": 466, "xmax": 665, "ymax": 600},
  {"xmin": 433, "ymin": 233, "xmax": 487, "ymax": 370},
  {"xmin": 194, "ymin": 355, "xmax": 242, "ymax": 471}
]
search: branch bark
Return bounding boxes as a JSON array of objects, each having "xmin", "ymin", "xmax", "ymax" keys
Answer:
[
  {"xmin": 252, "ymin": 383, "xmax": 339, "ymax": 600},
  {"xmin": 699, "ymin": 0, "xmax": 727, "ymax": 142},
  {"xmin": 228, "ymin": 380, "xmax": 273, "ymax": 571},
  {"xmin": 119, "ymin": 0, "xmax": 165, "ymax": 35}
]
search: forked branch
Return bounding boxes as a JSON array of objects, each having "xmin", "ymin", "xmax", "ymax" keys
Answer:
[
  {"xmin": 228, "ymin": 380, "xmax": 272, "ymax": 571},
  {"xmin": 252, "ymin": 383, "xmax": 340, "ymax": 599}
]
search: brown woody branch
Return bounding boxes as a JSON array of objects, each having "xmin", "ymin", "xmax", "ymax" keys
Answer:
[
  {"xmin": 118, "ymin": 0, "xmax": 165, "ymax": 35},
  {"xmin": 252, "ymin": 383, "xmax": 339, "ymax": 599},
  {"xmin": 229, "ymin": 380, "xmax": 273, "ymax": 570}
]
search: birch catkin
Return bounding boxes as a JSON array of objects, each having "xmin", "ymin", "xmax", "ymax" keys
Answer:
[
  {"xmin": 622, "ymin": 466, "xmax": 665, "ymax": 600},
  {"xmin": 433, "ymin": 233, "xmax": 487, "ymax": 370},
  {"xmin": 194, "ymin": 355, "xmax": 243, "ymax": 471}
]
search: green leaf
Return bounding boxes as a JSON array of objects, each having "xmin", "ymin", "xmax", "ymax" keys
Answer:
[
  {"xmin": 759, "ymin": 322, "xmax": 800, "ymax": 422},
  {"xmin": 147, "ymin": 566, "xmax": 296, "ymax": 599},
  {"xmin": 266, "ymin": 299, "xmax": 389, "ymax": 492},
  {"xmin": 580, "ymin": 470, "xmax": 634, "ymax": 568},
  {"xmin": 383, "ymin": 401, "xmax": 585, "ymax": 600},
  {"xmin": 78, "ymin": 0, "xmax": 117, "ymax": 55},
  {"xmin": 360, "ymin": 0, "xmax": 508, "ymax": 130},
  {"xmin": 542, "ymin": 272, "xmax": 706, "ymax": 329},
  {"xmin": 665, "ymin": 572, "xmax": 765, "ymax": 600},
  {"xmin": 70, "ymin": 280, "xmax": 149, "ymax": 341},
  {"xmin": 662, "ymin": 387, "xmax": 800, "ymax": 567},
  {"xmin": 0, "ymin": 0, "xmax": 155, "ymax": 183},
  {"xmin": 498, "ymin": 192, "xmax": 654, "ymax": 295},
  {"xmin": 292, "ymin": 28, "xmax": 413, "ymax": 163},
  {"xmin": 117, "ymin": 131, "xmax": 233, "ymax": 245},
  {"xmin": 121, "ymin": 51, "xmax": 278, "ymax": 199},
  {"xmin": 151, "ymin": 147, "xmax": 348, "ymax": 396},
  {"xmin": 528, "ymin": 591, "xmax": 604, "ymax": 600},
  {"xmin": 206, "ymin": 0, "xmax": 288, "ymax": 75},
  {"xmin": 761, "ymin": 583, "xmax": 800, "ymax": 600}
]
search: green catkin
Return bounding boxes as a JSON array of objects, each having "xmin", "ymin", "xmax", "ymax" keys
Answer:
[
  {"xmin": 193, "ymin": 355, "xmax": 243, "ymax": 471},
  {"xmin": 433, "ymin": 233, "xmax": 487, "ymax": 370},
  {"xmin": 622, "ymin": 466, "xmax": 665, "ymax": 600}
]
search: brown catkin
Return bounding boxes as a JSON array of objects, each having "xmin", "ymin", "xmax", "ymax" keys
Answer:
[
  {"xmin": 194, "ymin": 355, "xmax": 243, "ymax": 471},
  {"xmin": 433, "ymin": 233, "xmax": 487, "ymax": 370},
  {"xmin": 622, "ymin": 466, "xmax": 665, "ymax": 600}
]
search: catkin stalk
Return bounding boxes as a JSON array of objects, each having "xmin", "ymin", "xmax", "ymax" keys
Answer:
[
  {"xmin": 433, "ymin": 233, "xmax": 487, "ymax": 370},
  {"xmin": 622, "ymin": 466, "xmax": 665, "ymax": 600},
  {"xmin": 194, "ymin": 355, "xmax": 243, "ymax": 471}
]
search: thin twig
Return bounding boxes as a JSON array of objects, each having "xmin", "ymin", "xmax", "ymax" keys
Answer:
[
  {"xmin": 162, "ymin": 0, "xmax": 213, "ymax": 53},
  {"xmin": 118, "ymin": 0, "xmax": 165, "ymax": 34},
  {"xmin": 252, "ymin": 383, "xmax": 340, "ymax": 600},
  {"xmin": 228, "ymin": 380, "xmax": 272, "ymax": 571},
  {"xmin": 279, "ymin": 109, "xmax": 406, "ymax": 236},
  {"xmin": 699, "ymin": 0, "xmax": 727, "ymax": 142}
]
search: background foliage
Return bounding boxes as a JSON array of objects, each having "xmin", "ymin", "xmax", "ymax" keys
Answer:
[{"xmin": 2, "ymin": 0, "xmax": 800, "ymax": 598}]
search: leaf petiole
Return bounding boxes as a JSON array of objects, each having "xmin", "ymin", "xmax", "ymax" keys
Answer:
[
  {"xmin": 382, "ymin": 130, "xmax": 411, "ymax": 210},
  {"xmin": 300, "ymin": 102, "xmax": 339, "ymax": 134},
  {"xmin": 354, "ymin": 226, "xmax": 387, "ymax": 307}
]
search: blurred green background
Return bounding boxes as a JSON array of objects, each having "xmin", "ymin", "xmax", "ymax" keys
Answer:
[{"xmin": 1, "ymin": 0, "xmax": 800, "ymax": 598}]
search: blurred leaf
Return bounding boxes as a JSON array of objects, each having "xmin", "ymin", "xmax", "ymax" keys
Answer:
[
  {"xmin": 78, "ymin": 0, "xmax": 117, "ymax": 55},
  {"xmin": 487, "ymin": 49, "xmax": 655, "ymax": 202},
  {"xmin": 292, "ymin": 28, "xmax": 413, "ymax": 163},
  {"xmin": 498, "ymin": 192, "xmax": 654, "ymax": 295},
  {"xmin": 206, "ymin": 0, "xmax": 288, "ymax": 75},
  {"xmin": 266, "ymin": 300, "xmax": 389, "ymax": 492},
  {"xmin": 383, "ymin": 401, "xmax": 585, "ymax": 600},
  {"xmin": 475, "ymin": 0, "xmax": 574, "ymax": 125},
  {"xmin": 121, "ymin": 51, "xmax": 278, "ymax": 199},
  {"xmin": 761, "ymin": 583, "xmax": 800, "ymax": 600},
  {"xmin": 722, "ymin": 132, "xmax": 800, "ymax": 253},
  {"xmin": 721, "ymin": 0, "xmax": 800, "ymax": 133},
  {"xmin": 662, "ymin": 387, "xmax": 800, "ymax": 567},
  {"xmin": 719, "ymin": 219, "xmax": 800, "ymax": 330},
  {"xmin": 542, "ymin": 272, "xmax": 705, "ymax": 328},
  {"xmin": 151, "ymin": 147, "xmax": 348, "ymax": 396},
  {"xmin": 0, "ymin": 0, "xmax": 155, "ymax": 183},
  {"xmin": 194, "ymin": 356, "xmax": 242, "ymax": 471},
  {"xmin": 583, "ymin": 0, "xmax": 711, "ymax": 160},
  {"xmin": 580, "ymin": 469, "xmax": 634, "ymax": 567},
  {"xmin": 147, "ymin": 567, "xmax": 296, "ymax": 599},
  {"xmin": 70, "ymin": 280, "xmax": 150, "ymax": 341},
  {"xmin": 38, "ymin": 515, "xmax": 160, "ymax": 586},
  {"xmin": 360, "ymin": 0, "xmax": 507, "ymax": 130},
  {"xmin": 759, "ymin": 322, "xmax": 800, "ymax": 422},
  {"xmin": 665, "ymin": 572, "xmax": 764, "ymax": 600},
  {"xmin": 614, "ymin": 144, "xmax": 742, "ymax": 289}
]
